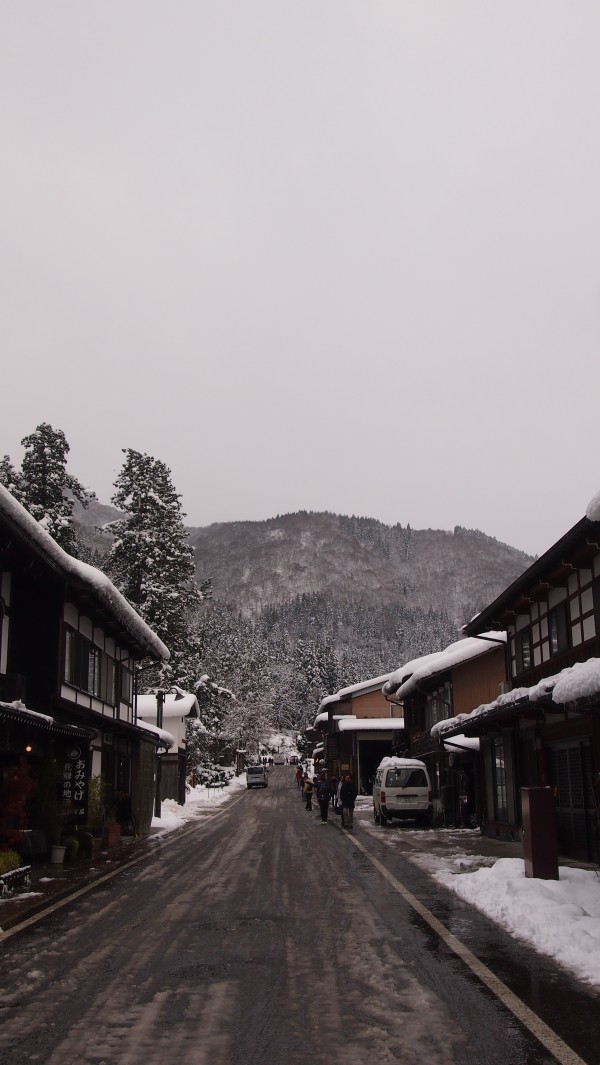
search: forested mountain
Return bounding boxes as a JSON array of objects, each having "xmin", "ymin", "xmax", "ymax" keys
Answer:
[
  {"xmin": 187, "ymin": 511, "xmax": 532, "ymax": 627},
  {"xmin": 74, "ymin": 505, "xmax": 533, "ymax": 732}
]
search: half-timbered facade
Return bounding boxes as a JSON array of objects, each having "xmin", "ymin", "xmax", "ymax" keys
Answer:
[
  {"xmin": 439, "ymin": 510, "xmax": 600, "ymax": 862},
  {"xmin": 0, "ymin": 483, "xmax": 170, "ymax": 852}
]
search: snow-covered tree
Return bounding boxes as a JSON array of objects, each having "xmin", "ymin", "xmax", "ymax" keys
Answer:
[
  {"xmin": 10, "ymin": 424, "xmax": 93, "ymax": 556},
  {"xmin": 0, "ymin": 455, "xmax": 25, "ymax": 501},
  {"xmin": 106, "ymin": 449, "xmax": 210, "ymax": 687}
]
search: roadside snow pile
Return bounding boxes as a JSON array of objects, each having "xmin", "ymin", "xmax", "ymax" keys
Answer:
[
  {"xmin": 424, "ymin": 855, "xmax": 600, "ymax": 989},
  {"xmin": 150, "ymin": 776, "xmax": 247, "ymax": 836}
]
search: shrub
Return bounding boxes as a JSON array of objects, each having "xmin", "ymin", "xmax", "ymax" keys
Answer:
[{"xmin": 0, "ymin": 850, "xmax": 21, "ymax": 874}]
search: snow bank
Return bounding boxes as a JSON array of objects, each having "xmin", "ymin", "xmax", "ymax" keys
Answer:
[
  {"xmin": 431, "ymin": 857, "xmax": 600, "ymax": 990},
  {"xmin": 150, "ymin": 776, "xmax": 247, "ymax": 836}
]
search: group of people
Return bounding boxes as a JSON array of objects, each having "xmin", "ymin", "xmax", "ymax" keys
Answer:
[{"xmin": 294, "ymin": 765, "xmax": 358, "ymax": 829}]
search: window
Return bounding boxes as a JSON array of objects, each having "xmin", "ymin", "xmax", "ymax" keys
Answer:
[
  {"xmin": 424, "ymin": 684, "xmax": 451, "ymax": 730},
  {"xmin": 64, "ymin": 627, "xmax": 116, "ymax": 703},
  {"xmin": 120, "ymin": 665, "xmax": 133, "ymax": 705},
  {"xmin": 385, "ymin": 768, "xmax": 428, "ymax": 788},
  {"xmin": 491, "ymin": 736, "xmax": 508, "ymax": 822},
  {"xmin": 515, "ymin": 628, "xmax": 532, "ymax": 674},
  {"xmin": 549, "ymin": 602, "xmax": 569, "ymax": 656}
]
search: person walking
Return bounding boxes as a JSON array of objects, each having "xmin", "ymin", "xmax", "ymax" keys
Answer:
[
  {"xmin": 295, "ymin": 765, "xmax": 303, "ymax": 790},
  {"xmin": 339, "ymin": 773, "xmax": 358, "ymax": 829},
  {"xmin": 303, "ymin": 775, "xmax": 314, "ymax": 811},
  {"xmin": 328, "ymin": 773, "xmax": 339, "ymax": 812},
  {"xmin": 316, "ymin": 774, "xmax": 330, "ymax": 824}
]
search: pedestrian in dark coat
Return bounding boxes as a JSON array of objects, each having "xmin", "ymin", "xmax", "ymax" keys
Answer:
[
  {"xmin": 316, "ymin": 774, "xmax": 330, "ymax": 824},
  {"xmin": 303, "ymin": 776, "xmax": 314, "ymax": 811},
  {"xmin": 339, "ymin": 774, "xmax": 358, "ymax": 829},
  {"xmin": 328, "ymin": 774, "xmax": 339, "ymax": 810}
]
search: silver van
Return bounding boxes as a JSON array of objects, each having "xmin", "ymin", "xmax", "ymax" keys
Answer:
[
  {"xmin": 372, "ymin": 757, "xmax": 432, "ymax": 827},
  {"xmin": 246, "ymin": 765, "xmax": 269, "ymax": 789}
]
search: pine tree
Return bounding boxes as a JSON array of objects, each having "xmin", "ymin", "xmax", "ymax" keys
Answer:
[
  {"xmin": 16, "ymin": 424, "xmax": 92, "ymax": 556},
  {"xmin": 106, "ymin": 449, "xmax": 210, "ymax": 687}
]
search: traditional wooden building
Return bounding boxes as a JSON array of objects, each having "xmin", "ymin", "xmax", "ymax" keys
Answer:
[
  {"xmin": 137, "ymin": 690, "xmax": 201, "ymax": 805},
  {"xmin": 439, "ymin": 504, "xmax": 600, "ymax": 862},
  {"xmin": 308, "ymin": 674, "xmax": 404, "ymax": 792},
  {"xmin": 383, "ymin": 636, "xmax": 506, "ymax": 826},
  {"xmin": 0, "ymin": 483, "xmax": 170, "ymax": 852}
]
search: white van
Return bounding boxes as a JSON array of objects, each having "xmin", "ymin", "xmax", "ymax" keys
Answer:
[
  {"xmin": 372, "ymin": 757, "xmax": 432, "ymax": 827},
  {"xmin": 246, "ymin": 765, "xmax": 269, "ymax": 789}
]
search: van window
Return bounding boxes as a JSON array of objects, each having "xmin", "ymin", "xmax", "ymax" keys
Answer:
[
  {"xmin": 247, "ymin": 767, "xmax": 263, "ymax": 775},
  {"xmin": 385, "ymin": 768, "xmax": 428, "ymax": 788}
]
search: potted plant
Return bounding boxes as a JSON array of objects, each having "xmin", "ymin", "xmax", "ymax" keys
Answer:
[
  {"xmin": 103, "ymin": 814, "xmax": 121, "ymax": 851},
  {"xmin": 85, "ymin": 774, "xmax": 107, "ymax": 854}
]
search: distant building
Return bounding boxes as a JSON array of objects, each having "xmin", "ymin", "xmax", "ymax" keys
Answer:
[
  {"xmin": 308, "ymin": 674, "xmax": 404, "ymax": 792},
  {"xmin": 137, "ymin": 690, "xmax": 202, "ymax": 805}
]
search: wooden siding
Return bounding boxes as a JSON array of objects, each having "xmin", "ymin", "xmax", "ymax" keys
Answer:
[
  {"xmin": 349, "ymin": 689, "xmax": 391, "ymax": 718},
  {"xmin": 452, "ymin": 647, "xmax": 506, "ymax": 716}
]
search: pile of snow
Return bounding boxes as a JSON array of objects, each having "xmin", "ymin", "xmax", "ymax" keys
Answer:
[
  {"xmin": 373, "ymin": 824, "xmax": 600, "ymax": 991},
  {"xmin": 430, "ymin": 857, "xmax": 600, "ymax": 990},
  {"xmin": 150, "ymin": 775, "xmax": 247, "ymax": 836}
]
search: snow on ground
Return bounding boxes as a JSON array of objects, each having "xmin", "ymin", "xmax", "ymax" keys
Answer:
[
  {"xmin": 429, "ymin": 856, "xmax": 600, "ymax": 990},
  {"xmin": 355, "ymin": 809, "xmax": 600, "ymax": 991},
  {"xmin": 150, "ymin": 775, "xmax": 247, "ymax": 837}
]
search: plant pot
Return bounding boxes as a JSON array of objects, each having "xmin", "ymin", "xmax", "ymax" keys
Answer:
[
  {"xmin": 103, "ymin": 823, "xmax": 121, "ymax": 851},
  {"xmin": 50, "ymin": 844, "xmax": 67, "ymax": 865}
]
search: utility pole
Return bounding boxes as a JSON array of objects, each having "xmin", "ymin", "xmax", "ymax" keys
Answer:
[{"xmin": 154, "ymin": 690, "xmax": 165, "ymax": 817}]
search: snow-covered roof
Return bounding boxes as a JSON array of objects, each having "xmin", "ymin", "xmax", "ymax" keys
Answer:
[
  {"xmin": 0, "ymin": 482, "xmax": 170, "ymax": 662},
  {"xmin": 135, "ymin": 719, "xmax": 175, "ymax": 748},
  {"xmin": 337, "ymin": 717, "xmax": 404, "ymax": 732},
  {"xmin": 442, "ymin": 733, "xmax": 480, "ymax": 752},
  {"xmin": 383, "ymin": 633, "xmax": 506, "ymax": 701},
  {"xmin": 433, "ymin": 657, "xmax": 600, "ymax": 739},
  {"xmin": 313, "ymin": 711, "xmax": 356, "ymax": 726},
  {"xmin": 316, "ymin": 672, "xmax": 393, "ymax": 715},
  {"xmin": 0, "ymin": 699, "xmax": 54, "ymax": 725},
  {"xmin": 137, "ymin": 692, "xmax": 199, "ymax": 719}
]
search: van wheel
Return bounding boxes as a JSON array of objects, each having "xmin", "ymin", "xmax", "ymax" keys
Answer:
[
  {"xmin": 380, "ymin": 813, "xmax": 389, "ymax": 827},
  {"xmin": 373, "ymin": 808, "xmax": 380, "ymax": 825}
]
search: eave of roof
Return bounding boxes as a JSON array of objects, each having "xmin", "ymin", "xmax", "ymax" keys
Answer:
[
  {"xmin": 0, "ymin": 483, "xmax": 170, "ymax": 662},
  {"xmin": 0, "ymin": 701, "xmax": 97, "ymax": 739},
  {"xmin": 464, "ymin": 516, "xmax": 600, "ymax": 635}
]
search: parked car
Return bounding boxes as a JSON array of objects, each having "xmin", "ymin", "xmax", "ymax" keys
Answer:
[
  {"xmin": 246, "ymin": 765, "xmax": 269, "ymax": 789},
  {"xmin": 372, "ymin": 757, "xmax": 432, "ymax": 827}
]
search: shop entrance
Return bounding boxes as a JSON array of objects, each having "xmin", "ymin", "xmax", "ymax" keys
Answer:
[{"xmin": 549, "ymin": 739, "xmax": 599, "ymax": 862}]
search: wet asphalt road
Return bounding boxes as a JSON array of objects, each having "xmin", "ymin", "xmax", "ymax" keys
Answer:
[{"xmin": 0, "ymin": 767, "xmax": 598, "ymax": 1065}]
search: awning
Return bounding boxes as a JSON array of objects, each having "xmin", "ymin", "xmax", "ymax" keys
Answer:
[{"xmin": 0, "ymin": 701, "xmax": 96, "ymax": 740}]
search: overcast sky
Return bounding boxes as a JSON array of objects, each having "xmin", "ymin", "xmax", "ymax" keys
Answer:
[{"xmin": 2, "ymin": 2, "xmax": 599, "ymax": 557}]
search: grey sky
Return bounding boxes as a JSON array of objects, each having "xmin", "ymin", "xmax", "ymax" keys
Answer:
[{"xmin": 2, "ymin": 2, "xmax": 599, "ymax": 557}]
